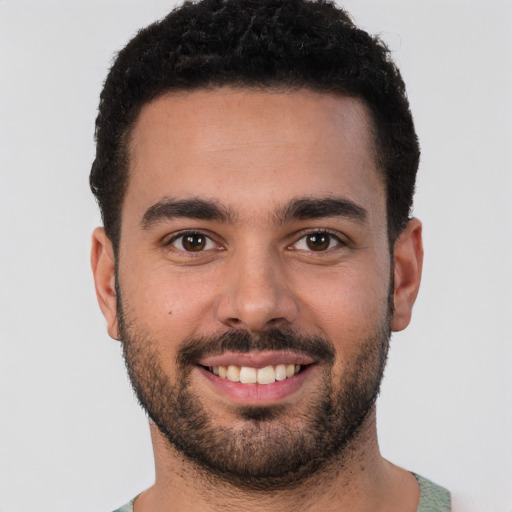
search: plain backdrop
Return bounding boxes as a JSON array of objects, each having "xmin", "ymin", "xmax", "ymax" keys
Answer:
[{"xmin": 1, "ymin": 1, "xmax": 511, "ymax": 511}]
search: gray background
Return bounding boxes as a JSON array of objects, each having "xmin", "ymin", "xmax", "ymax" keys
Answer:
[{"xmin": 1, "ymin": 1, "xmax": 511, "ymax": 510}]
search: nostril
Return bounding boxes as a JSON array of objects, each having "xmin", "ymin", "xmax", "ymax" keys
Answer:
[{"xmin": 226, "ymin": 316, "xmax": 290, "ymax": 331}]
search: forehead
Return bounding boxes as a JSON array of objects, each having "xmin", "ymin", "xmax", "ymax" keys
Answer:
[{"xmin": 124, "ymin": 88, "xmax": 384, "ymax": 226}]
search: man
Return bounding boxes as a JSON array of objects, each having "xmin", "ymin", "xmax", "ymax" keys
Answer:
[{"xmin": 90, "ymin": 0, "xmax": 450, "ymax": 510}]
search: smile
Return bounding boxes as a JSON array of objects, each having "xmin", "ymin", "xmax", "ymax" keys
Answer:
[
  {"xmin": 206, "ymin": 364, "xmax": 303, "ymax": 384},
  {"xmin": 197, "ymin": 351, "xmax": 316, "ymax": 403}
]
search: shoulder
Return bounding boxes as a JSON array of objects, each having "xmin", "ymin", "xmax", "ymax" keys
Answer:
[{"xmin": 413, "ymin": 473, "xmax": 451, "ymax": 512}]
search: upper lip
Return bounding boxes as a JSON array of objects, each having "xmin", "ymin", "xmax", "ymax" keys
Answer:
[{"xmin": 198, "ymin": 350, "xmax": 316, "ymax": 368}]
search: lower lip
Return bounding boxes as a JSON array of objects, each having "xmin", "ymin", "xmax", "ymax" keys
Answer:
[{"xmin": 198, "ymin": 365, "xmax": 314, "ymax": 405}]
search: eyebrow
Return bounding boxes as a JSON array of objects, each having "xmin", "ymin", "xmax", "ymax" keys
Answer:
[
  {"xmin": 141, "ymin": 195, "xmax": 368, "ymax": 229},
  {"xmin": 141, "ymin": 198, "xmax": 235, "ymax": 228},
  {"xmin": 277, "ymin": 197, "xmax": 368, "ymax": 224}
]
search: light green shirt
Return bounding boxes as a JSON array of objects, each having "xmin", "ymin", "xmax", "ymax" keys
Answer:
[
  {"xmin": 113, "ymin": 473, "xmax": 450, "ymax": 512},
  {"xmin": 413, "ymin": 473, "xmax": 451, "ymax": 512}
]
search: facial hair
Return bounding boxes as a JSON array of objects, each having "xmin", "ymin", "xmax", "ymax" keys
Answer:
[{"xmin": 117, "ymin": 294, "xmax": 391, "ymax": 491}]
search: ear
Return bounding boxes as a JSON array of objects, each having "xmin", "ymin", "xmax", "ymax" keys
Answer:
[
  {"xmin": 391, "ymin": 218, "xmax": 424, "ymax": 332},
  {"xmin": 91, "ymin": 227, "xmax": 119, "ymax": 340}
]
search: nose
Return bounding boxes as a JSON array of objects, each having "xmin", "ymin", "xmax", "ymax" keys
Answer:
[{"xmin": 215, "ymin": 248, "xmax": 299, "ymax": 333}]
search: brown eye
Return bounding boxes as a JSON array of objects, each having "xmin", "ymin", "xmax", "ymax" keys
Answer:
[
  {"xmin": 305, "ymin": 233, "xmax": 331, "ymax": 251},
  {"xmin": 182, "ymin": 234, "xmax": 206, "ymax": 251},
  {"xmin": 292, "ymin": 232, "xmax": 342, "ymax": 252},
  {"xmin": 169, "ymin": 232, "xmax": 215, "ymax": 252}
]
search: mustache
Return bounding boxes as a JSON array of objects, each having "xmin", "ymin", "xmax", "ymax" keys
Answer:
[{"xmin": 177, "ymin": 327, "xmax": 335, "ymax": 367}]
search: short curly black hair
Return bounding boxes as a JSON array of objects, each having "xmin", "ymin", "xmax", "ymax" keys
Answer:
[{"xmin": 90, "ymin": 0, "xmax": 419, "ymax": 251}]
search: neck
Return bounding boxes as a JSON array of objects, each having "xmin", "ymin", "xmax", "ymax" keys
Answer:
[{"xmin": 134, "ymin": 408, "xmax": 419, "ymax": 512}]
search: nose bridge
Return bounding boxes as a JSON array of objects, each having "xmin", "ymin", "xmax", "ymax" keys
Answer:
[{"xmin": 216, "ymin": 241, "xmax": 299, "ymax": 332}]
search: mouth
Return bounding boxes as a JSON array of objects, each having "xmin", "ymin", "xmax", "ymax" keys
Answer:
[
  {"xmin": 202, "ymin": 363, "xmax": 307, "ymax": 384},
  {"xmin": 196, "ymin": 351, "xmax": 316, "ymax": 405}
]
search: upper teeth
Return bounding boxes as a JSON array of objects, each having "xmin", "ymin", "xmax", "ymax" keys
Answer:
[{"xmin": 210, "ymin": 364, "xmax": 300, "ymax": 384}]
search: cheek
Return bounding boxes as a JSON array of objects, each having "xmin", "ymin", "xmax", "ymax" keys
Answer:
[
  {"xmin": 119, "ymin": 260, "xmax": 219, "ymax": 337},
  {"xmin": 303, "ymin": 271, "xmax": 391, "ymax": 380},
  {"xmin": 297, "ymin": 262, "xmax": 391, "ymax": 339}
]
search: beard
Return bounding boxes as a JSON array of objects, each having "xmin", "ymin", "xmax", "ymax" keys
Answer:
[{"xmin": 118, "ymin": 297, "xmax": 391, "ymax": 491}]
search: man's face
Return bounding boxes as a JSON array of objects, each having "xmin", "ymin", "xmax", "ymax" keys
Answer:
[{"xmin": 98, "ymin": 88, "xmax": 402, "ymax": 487}]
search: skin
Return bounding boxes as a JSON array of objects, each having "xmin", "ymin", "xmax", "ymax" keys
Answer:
[{"xmin": 92, "ymin": 88, "xmax": 423, "ymax": 511}]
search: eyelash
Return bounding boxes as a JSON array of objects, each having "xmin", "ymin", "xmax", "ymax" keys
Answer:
[
  {"xmin": 164, "ymin": 229, "xmax": 346, "ymax": 255},
  {"xmin": 166, "ymin": 230, "xmax": 220, "ymax": 253},
  {"xmin": 290, "ymin": 230, "xmax": 345, "ymax": 252}
]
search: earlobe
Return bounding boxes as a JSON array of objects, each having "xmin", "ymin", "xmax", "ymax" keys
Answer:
[
  {"xmin": 91, "ymin": 227, "xmax": 119, "ymax": 340},
  {"xmin": 391, "ymin": 218, "xmax": 424, "ymax": 332}
]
